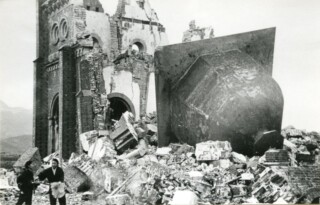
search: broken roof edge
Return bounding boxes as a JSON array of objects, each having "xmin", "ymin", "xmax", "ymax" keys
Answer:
[
  {"xmin": 155, "ymin": 27, "xmax": 276, "ymax": 82},
  {"xmin": 113, "ymin": 0, "xmax": 160, "ymax": 23}
]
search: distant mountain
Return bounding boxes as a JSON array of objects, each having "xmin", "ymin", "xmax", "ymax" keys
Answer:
[
  {"xmin": 0, "ymin": 135, "xmax": 32, "ymax": 154},
  {"xmin": 0, "ymin": 100, "xmax": 32, "ymax": 140}
]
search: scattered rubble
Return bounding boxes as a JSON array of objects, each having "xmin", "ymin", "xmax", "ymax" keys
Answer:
[{"xmin": 1, "ymin": 123, "xmax": 320, "ymax": 204}]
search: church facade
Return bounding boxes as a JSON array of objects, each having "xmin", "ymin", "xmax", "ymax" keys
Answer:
[{"xmin": 33, "ymin": 0, "xmax": 168, "ymax": 159}]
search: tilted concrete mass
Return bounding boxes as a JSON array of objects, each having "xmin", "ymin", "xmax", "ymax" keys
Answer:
[
  {"xmin": 155, "ymin": 28, "xmax": 284, "ymax": 156},
  {"xmin": 33, "ymin": 0, "xmax": 168, "ymax": 159}
]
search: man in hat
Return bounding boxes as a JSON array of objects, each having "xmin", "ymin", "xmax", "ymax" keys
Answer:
[
  {"xmin": 16, "ymin": 161, "xmax": 34, "ymax": 205},
  {"xmin": 38, "ymin": 158, "xmax": 66, "ymax": 205}
]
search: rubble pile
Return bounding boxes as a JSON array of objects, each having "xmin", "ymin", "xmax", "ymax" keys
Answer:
[
  {"xmin": 69, "ymin": 122, "xmax": 320, "ymax": 204},
  {"xmin": 1, "ymin": 121, "xmax": 320, "ymax": 204}
]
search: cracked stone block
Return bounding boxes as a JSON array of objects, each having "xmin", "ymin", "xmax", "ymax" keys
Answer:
[
  {"xmin": 105, "ymin": 194, "xmax": 133, "ymax": 205},
  {"xmin": 13, "ymin": 147, "xmax": 42, "ymax": 173},
  {"xmin": 110, "ymin": 112, "xmax": 138, "ymax": 153},
  {"xmin": 264, "ymin": 149, "xmax": 290, "ymax": 166},
  {"xmin": 64, "ymin": 166, "xmax": 90, "ymax": 193},
  {"xmin": 195, "ymin": 141, "xmax": 232, "ymax": 161}
]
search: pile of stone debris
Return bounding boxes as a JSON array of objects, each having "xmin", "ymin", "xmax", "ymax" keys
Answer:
[{"xmin": 1, "ymin": 114, "xmax": 320, "ymax": 205}]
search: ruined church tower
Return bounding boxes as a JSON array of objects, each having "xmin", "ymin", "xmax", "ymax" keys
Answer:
[{"xmin": 33, "ymin": 0, "xmax": 168, "ymax": 159}]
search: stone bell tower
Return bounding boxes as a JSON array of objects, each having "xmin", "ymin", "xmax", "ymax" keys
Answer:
[
  {"xmin": 33, "ymin": 0, "xmax": 108, "ymax": 159},
  {"xmin": 33, "ymin": 0, "xmax": 168, "ymax": 159}
]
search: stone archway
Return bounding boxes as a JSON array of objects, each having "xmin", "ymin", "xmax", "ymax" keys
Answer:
[
  {"xmin": 107, "ymin": 93, "xmax": 135, "ymax": 121},
  {"xmin": 131, "ymin": 38, "xmax": 147, "ymax": 54},
  {"xmin": 48, "ymin": 94, "xmax": 59, "ymax": 154}
]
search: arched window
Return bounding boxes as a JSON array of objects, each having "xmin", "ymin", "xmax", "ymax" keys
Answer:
[
  {"xmin": 60, "ymin": 19, "xmax": 68, "ymax": 39},
  {"xmin": 51, "ymin": 23, "xmax": 59, "ymax": 45},
  {"xmin": 49, "ymin": 94, "xmax": 59, "ymax": 154}
]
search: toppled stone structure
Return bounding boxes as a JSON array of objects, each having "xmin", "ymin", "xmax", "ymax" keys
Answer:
[{"xmin": 155, "ymin": 28, "xmax": 284, "ymax": 156}]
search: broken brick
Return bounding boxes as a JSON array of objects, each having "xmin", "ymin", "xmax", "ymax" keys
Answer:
[
  {"xmin": 264, "ymin": 149, "xmax": 290, "ymax": 166},
  {"xmin": 240, "ymin": 172, "xmax": 254, "ymax": 181},
  {"xmin": 88, "ymin": 137, "xmax": 117, "ymax": 161},
  {"xmin": 286, "ymin": 128, "xmax": 303, "ymax": 138},
  {"xmin": 81, "ymin": 191, "xmax": 95, "ymax": 201},
  {"xmin": 105, "ymin": 194, "xmax": 133, "ymax": 205},
  {"xmin": 195, "ymin": 141, "xmax": 232, "ymax": 161},
  {"xmin": 79, "ymin": 130, "xmax": 98, "ymax": 152},
  {"xmin": 231, "ymin": 151, "xmax": 247, "ymax": 164},
  {"xmin": 146, "ymin": 124, "xmax": 157, "ymax": 135},
  {"xmin": 230, "ymin": 184, "xmax": 248, "ymax": 197},
  {"xmin": 64, "ymin": 166, "xmax": 90, "ymax": 193},
  {"xmin": 296, "ymin": 153, "xmax": 315, "ymax": 164}
]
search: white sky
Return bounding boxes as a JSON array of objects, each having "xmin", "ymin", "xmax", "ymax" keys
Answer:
[{"xmin": 0, "ymin": 0, "xmax": 319, "ymax": 131}]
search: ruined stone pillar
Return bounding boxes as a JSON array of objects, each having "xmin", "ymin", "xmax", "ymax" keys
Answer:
[{"xmin": 59, "ymin": 46, "xmax": 77, "ymax": 159}]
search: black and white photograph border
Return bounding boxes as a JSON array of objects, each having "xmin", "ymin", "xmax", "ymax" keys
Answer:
[{"xmin": 0, "ymin": 0, "xmax": 320, "ymax": 204}]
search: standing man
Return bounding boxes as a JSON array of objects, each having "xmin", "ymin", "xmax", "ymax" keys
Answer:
[
  {"xmin": 38, "ymin": 159, "xmax": 66, "ymax": 205},
  {"xmin": 16, "ymin": 161, "xmax": 34, "ymax": 205}
]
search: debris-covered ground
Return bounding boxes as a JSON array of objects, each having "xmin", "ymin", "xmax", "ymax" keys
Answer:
[{"xmin": 1, "ymin": 112, "xmax": 320, "ymax": 205}]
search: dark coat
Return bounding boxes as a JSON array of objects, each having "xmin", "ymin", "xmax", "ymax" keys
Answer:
[
  {"xmin": 17, "ymin": 168, "xmax": 34, "ymax": 192},
  {"xmin": 38, "ymin": 167, "xmax": 64, "ymax": 183}
]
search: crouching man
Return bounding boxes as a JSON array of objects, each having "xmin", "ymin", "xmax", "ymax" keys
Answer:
[{"xmin": 38, "ymin": 159, "xmax": 66, "ymax": 205}]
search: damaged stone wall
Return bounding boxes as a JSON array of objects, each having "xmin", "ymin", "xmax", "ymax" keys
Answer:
[
  {"xmin": 103, "ymin": 53, "xmax": 155, "ymax": 120},
  {"xmin": 113, "ymin": 0, "xmax": 168, "ymax": 55},
  {"xmin": 76, "ymin": 46, "xmax": 106, "ymax": 136},
  {"xmin": 182, "ymin": 20, "xmax": 214, "ymax": 43}
]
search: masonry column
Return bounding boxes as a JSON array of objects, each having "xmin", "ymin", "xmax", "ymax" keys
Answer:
[
  {"xmin": 74, "ymin": 46, "xmax": 95, "ymax": 153},
  {"xmin": 59, "ymin": 46, "xmax": 77, "ymax": 159},
  {"xmin": 33, "ymin": 57, "xmax": 49, "ymax": 158},
  {"xmin": 76, "ymin": 47, "xmax": 96, "ymax": 134}
]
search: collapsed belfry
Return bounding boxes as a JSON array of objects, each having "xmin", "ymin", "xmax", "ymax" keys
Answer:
[
  {"xmin": 155, "ymin": 28, "xmax": 284, "ymax": 156},
  {"xmin": 33, "ymin": 0, "xmax": 168, "ymax": 159}
]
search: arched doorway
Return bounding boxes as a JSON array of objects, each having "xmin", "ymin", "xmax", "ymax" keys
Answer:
[
  {"xmin": 131, "ymin": 39, "xmax": 147, "ymax": 55},
  {"xmin": 48, "ymin": 94, "xmax": 59, "ymax": 154},
  {"xmin": 107, "ymin": 93, "xmax": 135, "ymax": 121}
]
